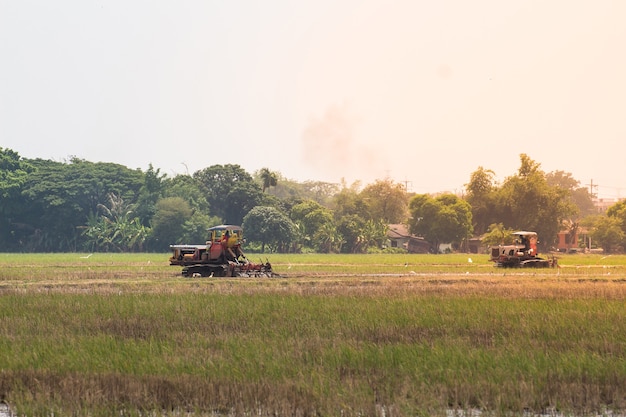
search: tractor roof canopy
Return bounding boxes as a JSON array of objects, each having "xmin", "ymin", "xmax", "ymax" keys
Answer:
[
  {"xmin": 207, "ymin": 225, "xmax": 244, "ymax": 243},
  {"xmin": 512, "ymin": 231, "xmax": 537, "ymax": 237},
  {"xmin": 208, "ymin": 225, "xmax": 243, "ymax": 234}
]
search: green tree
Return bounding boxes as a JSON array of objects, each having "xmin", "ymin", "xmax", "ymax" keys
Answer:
[
  {"xmin": 407, "ymin": 193, "xmax": 473, "ymax": 253},
  {"xmin": 180, "ymin": 212, "xmax": 221, "ymax": 245},
  {"xmin": 135, "ymin": 164, "xmax": 166, "ymax": 226},
  {"xmin": 193, "ymin": 164, "xmax": 261, "ymax": 222},
  {"xmin": 359, "ymin": 179, "xmax": 408, "ymax": 223},
  {"xmin": 605, "ymin": 200, "xmax": 626, "ymax": 250},
  {"xmin": 222, "ymin": 181, "xmax": 264, "ymax": 225},
  {"xmin": 591, "ymin": 216, "xmax": 624, "ymax": 253},
  {"xmin": 570, "ymin": 188, "xmax": 596, "ymax": 218},
  {"xmin": 546, "ymin": 170, "xmax": 595, "ymax": 218},
  {"xmin": 0, "ymin": 148, "xmax": 34, "ymax": 200},
  {"xmin": 466, "ymin": 156, "xmax": 581, "ymax": 250},
  {"xmin": 242, "ymin": 206, "xmax": 297, "ymax": 253},
  {"xmin": 21, "ymin": 158, "xmax": 144, "ymax": 251},
  {"xmin": 465, "ymin": 167, "xmax": 497, "ymax": 236},
  {"xmin": 336, "ymin": 214, "xmax": 366, "ymax": 253},
  {"xmin": 0, "ymin": 148, "xmax": 34, "ymax": 250},
  {"xmin": 290, "ymin": 199, "xmax": 335, "ymax": 249},
  {"xmin": 606, "ymin": 200, "xmax": 626, "ymax": 230},
  {"xmin": 331, "ymin": 182, "xmax": 369, "ymax": 221},
  {"xmin": 297, "ymin": 180, "xmax": 340, "ymax": 205},
  {"xmin": 148, "ymin": 174, "xmax": 222, "ymax": 249},
  {"xmin": 495, "ymin": 154, "xmax": 576, "ymax": 250},
  {"xmin": 162, "ymin": 174, "xmax": 211, "ymax": 214},
  {"xmin": 255, "ymin": 174, "xmax": 339, "ymax": 206},
  {"xmin": 149, "ymin": 197, "xmax": 193, "ymax": 248}
]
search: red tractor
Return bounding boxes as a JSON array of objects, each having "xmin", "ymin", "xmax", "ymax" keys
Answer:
[
  {"xmin": 169, "ymin": 225, "xmax": 276, "ymax": 277},
  {"xmin": 489, "ymin": 231, "xmax": 557, "ymax": 268}
]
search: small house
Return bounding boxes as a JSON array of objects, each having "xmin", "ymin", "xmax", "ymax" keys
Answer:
[{"xmin": 387, "ymin": 224, "xmax": 430, "ymax": 253}]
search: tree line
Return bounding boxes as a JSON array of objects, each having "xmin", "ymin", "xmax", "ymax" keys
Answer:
[{"xmin": 0, "ymin": 148, "xmax": 622, "ymax": 253}]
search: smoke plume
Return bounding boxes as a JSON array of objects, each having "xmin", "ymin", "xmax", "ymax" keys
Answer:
[{"xmin": 301, "ymin": 104, "xmax": 387, "ymax": 184}]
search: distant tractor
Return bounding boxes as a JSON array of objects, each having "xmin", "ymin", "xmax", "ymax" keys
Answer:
[
  {"xmin": 489, "ymin": 231, "xmax": 557, "ymax": 268},
  {"xmin": 169, "ymin": 225, "xmax": 276, "ymax": 277}
]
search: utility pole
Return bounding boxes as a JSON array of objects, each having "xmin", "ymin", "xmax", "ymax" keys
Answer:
[
  {"xmin": 402, "ymin": 179, "xmax": 412, "ymax": 193},
  {"xmin": 586, "ymin": 179, "xmax": 598, "ymax": 198}
]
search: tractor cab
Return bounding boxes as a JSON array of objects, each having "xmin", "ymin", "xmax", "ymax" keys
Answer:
[
  {"xmin": 514, "ymin": 231, "xmax": 538, "ymax": 256},
  {"xmin": 207, "ymin": 225, "xmax": 244, "ymax": 261},
  {"xmin": 169, "ymin": 225, "xmax": 245, "ymax": 266}
]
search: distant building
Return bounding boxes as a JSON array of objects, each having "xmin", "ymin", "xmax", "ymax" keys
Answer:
[
  {"xmin": 387, "ymin": 224, "xmax": 430, "ymax": 253},
  {"xmin": 556, "ymin": 225, "xmax": 591, "ymax": 253},
  {"xmin": 467, "ymin": 237, "xmax": 483, "ymax": 254},
  {"xmin": 594, "ymin": 198, "xmax": 624, "ymax": 213},
  {"xmin": 556, "ymin": 229, "xmax": 579, "ymax": 253}
]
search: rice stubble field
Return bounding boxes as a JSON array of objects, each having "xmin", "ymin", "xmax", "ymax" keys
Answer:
[{"xmin": 1, "ymin": 252, "xmax": 626, "ymax": 416}]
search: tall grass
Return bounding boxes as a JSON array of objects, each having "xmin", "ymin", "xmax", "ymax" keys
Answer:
[{"xmin": 1, "ymin": 253, "xmax": 626, "ymax": 415}]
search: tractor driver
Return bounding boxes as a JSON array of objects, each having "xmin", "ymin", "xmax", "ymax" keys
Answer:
[
  {"xmin": 221, "ymin": 230, "xmax": 239, "ymax": 261},
  {"xmin": 229, "ymin": 231, "xmax": 248, "ymax": 261},
  {"xmin": 519, "ymin": 235, "xmax": 530, "ymax": 252}
]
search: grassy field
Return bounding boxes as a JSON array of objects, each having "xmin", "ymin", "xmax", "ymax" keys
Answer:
[{"xmin": 1, "ymin": 252, "xmax": 626, "ymax": 416}]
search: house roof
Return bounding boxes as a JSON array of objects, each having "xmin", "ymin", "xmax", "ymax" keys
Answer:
[{"xmin": 387, "ymin": 223, "xmax": 411, "ymax": 239}]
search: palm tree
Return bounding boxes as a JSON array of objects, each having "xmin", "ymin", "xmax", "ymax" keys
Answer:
[{"xmin": 259, "ymin": 168, "xmax": 278, "ymax": 193}]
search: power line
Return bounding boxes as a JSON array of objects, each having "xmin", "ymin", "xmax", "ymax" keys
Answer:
[{"xmin": 583, "ymin": 180, "xmax": 626, "ymax": 201}]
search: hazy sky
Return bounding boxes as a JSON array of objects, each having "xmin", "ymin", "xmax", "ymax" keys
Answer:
[{"xmin": 2, "ymin": 1, "xmax": 625, "ymax": 198}]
